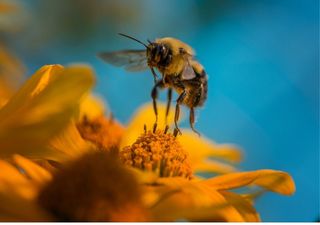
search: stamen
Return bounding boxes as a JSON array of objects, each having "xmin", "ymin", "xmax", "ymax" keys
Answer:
[{"xmin": 120, "ymin": 129, "xmax": 193, "ymax": 179}]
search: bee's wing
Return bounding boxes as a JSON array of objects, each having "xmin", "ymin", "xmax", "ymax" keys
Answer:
[
  {"xmin": 181, "ymin": 59, "xmax": 197, "ymax": 80},
  {"xmin": 97, "ymin": 50, "xmax": 148, "ymax": 72}
]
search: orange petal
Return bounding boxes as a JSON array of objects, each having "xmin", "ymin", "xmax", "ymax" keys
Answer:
[
  {"xmin": 0, "ymin": 160, "xmax": 36, "ymax": 200},
  {"xmin": 12, "ymin": 154, "xmax": 52, "ymax": 185},
  {"xmin": 201, "ymin": 169, "xmax": 295, "ymax": 195}
]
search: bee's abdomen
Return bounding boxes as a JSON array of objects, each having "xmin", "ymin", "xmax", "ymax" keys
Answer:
[{"xmin": 183, "ymin": 69, "xmax": 208, "ymax": 108}]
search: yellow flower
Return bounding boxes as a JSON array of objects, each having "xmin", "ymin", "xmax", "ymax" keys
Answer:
[
  {"xmin": 0, "ymin": 151, "xmax": 295, "ymax": 222},
  {"xmin": 119, "ymin": 126, "xmax": 295, "ymax": 222},
  {"xmin": 120, "ymin": 103, "xmax": 242, "ymax": 175},
  {"xmin": 0, "ymin": 64, "xmax": 295, "ymax": 222}
]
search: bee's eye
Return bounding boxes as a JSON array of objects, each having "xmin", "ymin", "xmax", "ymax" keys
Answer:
[
  {"xmin": 156, "ymin": 45, "xmax": 162, "ymax": 55},
  {"xmin": 160, "ymin": 45, "xmax": 166, "ymax": 54}
]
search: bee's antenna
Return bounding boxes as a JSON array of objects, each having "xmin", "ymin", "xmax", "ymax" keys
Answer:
[{"xmin": 118, "ymin": 33, "xmax": 148, "ymax": 48}]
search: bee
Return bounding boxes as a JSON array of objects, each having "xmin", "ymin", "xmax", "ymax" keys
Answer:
[{"xmin": 98, "ymin": 33, "xmax": 208, "ymax": 135}]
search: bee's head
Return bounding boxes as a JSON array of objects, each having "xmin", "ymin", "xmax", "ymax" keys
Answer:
[
  {"xmin": 146, "ymin": 42, "xmax": 170, "ymax": 67},
  {"xmin": 117, "ymin": 33, "xmax": 171, "ymax": 67}
]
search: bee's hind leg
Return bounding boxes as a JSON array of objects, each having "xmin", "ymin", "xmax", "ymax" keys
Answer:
[
  {"xmin": 174, "ymin": 90, "xmax": 186, "ymax": 135},
  {"xmin": 189, "ymin": 107, "xmax": 201, "ymax": 136}
]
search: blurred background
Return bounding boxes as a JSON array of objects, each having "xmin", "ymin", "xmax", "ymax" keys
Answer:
[{"xmin": 0, "ymin": 0, "xmax": 318, "ymax": 221}]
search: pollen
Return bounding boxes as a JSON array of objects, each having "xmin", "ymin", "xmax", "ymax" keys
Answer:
[
  {"xmin": 120, "ymin": 127, "xmax": 193, "ymax": 179},
  {"xmin": 77, "ymin": 115, "xmax": 124, "ymax": 150},
  {"xmin": 37, "ymin": 151, "xmax": 148, "ymax": 222}
]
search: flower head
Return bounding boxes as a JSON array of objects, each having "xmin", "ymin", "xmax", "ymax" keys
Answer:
[{"xmin": 120, "ymin": 128, "xmax": 193, "ymax": 179}]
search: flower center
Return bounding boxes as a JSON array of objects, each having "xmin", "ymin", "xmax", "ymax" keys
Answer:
[
  {"xmin": 120, "ymin": 128, "xmax": 193, "ymax": 179},
  {"xmin": 37, "ymin": 151, "xmax": 148, "ymax": 221}
]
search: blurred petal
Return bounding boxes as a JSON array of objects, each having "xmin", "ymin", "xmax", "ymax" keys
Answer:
[
  {"xmin": 12, "ymin": 154, "xmax": 52, "ymax": 185},
  {"xmin": 219, "ymin": 190, "xmax": 260, "ymax": 222},
  {"xmin": 147, "ymin": 177, "xmax": 245, "ymax": 222},
  {"xmin": 120, "ymin": 102, "xmax": 178, "ymax": 148},
  {"xmin": 78, "ymin": 94, "xmax": 106, "ymax": 120},
  {"xmin": 48, "ymin": 120, "xmax": 95, "ymax": 162},
  {"xmin": 201, "ymin": 169, "xmax": 295, "ymax": 195},
  {"xmin": 0, "ymin": 159, "xmax": 52, "ymax": 221},
  {"xmin": 0, "ymin": 64, "xmax": 95, "ymax": 158},
  {"xmin": 178, "ymin": 130, "xmax": 242, "ymax": 163},
  {"xmin": 193, "ymin": 159, "xmax": 238, "ymax": 174}
]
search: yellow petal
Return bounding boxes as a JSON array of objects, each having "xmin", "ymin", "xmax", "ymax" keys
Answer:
[
  {"xmin": 193, "ymin": 159, "xmax": 238, "ymax": 174},
  {"xmin": 12, "ymin": 154, "xmax": 52, "ymax": 185},
  {"xmin": 48, "ymin": 120, "xmax": 96, "ymax": 162},
  {"xmin": 202, "ymin": 169, "xmax": 295, "ymax": 195},
  {"xmin": 120, "ymin": 102, "xmax": 178, "ymax": 148},
  {"xmin": 178, "ymin": 130, "xmax": 242, "ymax": 164},
  {"xmin": 148, "ymin": 177, "xmax": 245, "ymax": 222},
  {"xmin": 219, "ymin": 190, "xmax": 260, "ymax": 222},
  {"xmin": 78, "ymin": 94, "xmax": 106, "ymax": 120},
  {"xmin": 0, "ymin": 64, "xmax": 95, "ymax": 158}
]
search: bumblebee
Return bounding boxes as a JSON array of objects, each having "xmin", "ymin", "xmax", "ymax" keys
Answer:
[{"xmin": 98, "ymin": 33, "xmax": 208, "ymax": 135}]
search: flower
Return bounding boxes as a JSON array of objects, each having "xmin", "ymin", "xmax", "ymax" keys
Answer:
[
  {"xmin": 120, "ymin": 103, "xmax": 243, "ymax": 175},
  {"xmin": 0, "ymin": 64, "xmax": 296, "ymax": 222},
  {"xmin": 119, "ymin": 126, "xmax": 295, "ymax": 222}
]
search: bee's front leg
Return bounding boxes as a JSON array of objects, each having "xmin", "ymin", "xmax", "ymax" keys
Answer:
[
  {"xmin": 151, "ymin": 80, "xmax": 165, "ymax": 124},
  {"xmin": 150, "ymin": 67, "xmax": 159, "ymax": 84},
  {"xmin": 165, "ymin": 88, "xmax": 172, "ymax": 125}
]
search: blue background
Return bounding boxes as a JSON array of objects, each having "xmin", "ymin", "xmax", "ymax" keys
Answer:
[{"xmin": 2, "ymin": 0, "xmax": 319, "ymax": 221}]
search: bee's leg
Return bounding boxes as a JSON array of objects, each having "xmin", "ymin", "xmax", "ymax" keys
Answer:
[
  {"xmin": 189, "ymin": 107, "xmax": 200, "ymax": 136},
  {"xmin": 174, "ymin": 90, "xmax": 186, "ymax": 135},
  {"xmin": 151, "ymin": 80, "xmax": 165, "ymax": 124},
  {"xmin": 165, "ymin": 88, "xmax": 172, "ymax": 125},
  {"xmin": 150, "ymin": 67, "xmax": 158, "ymax": 84}
]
